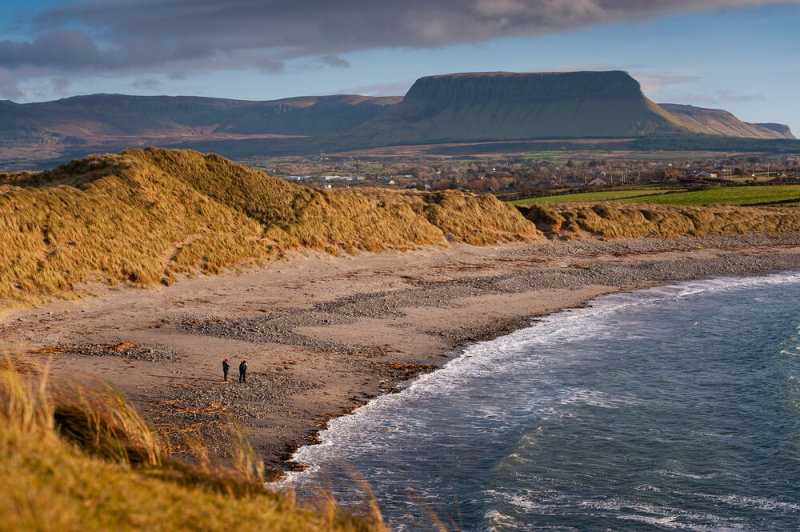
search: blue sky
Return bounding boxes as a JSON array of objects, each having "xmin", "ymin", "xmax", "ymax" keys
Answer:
[{"xmin": 1, "ymin": 0, "xmax": 798, "ymax": 134}]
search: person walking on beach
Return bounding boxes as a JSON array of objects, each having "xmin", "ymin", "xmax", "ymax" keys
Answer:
[
  {"xmin": 239, "ymin": 360, "xmax": 248, "ymax": 383},
  {"xmin": 222, "ymin": 358, "xmax": 230, "ymax": 381}
]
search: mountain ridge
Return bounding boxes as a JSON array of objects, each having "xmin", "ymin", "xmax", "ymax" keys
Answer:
[
  {"xmin": 0, "ymin": 71, "xmax": 794, "ymax": 168},
  {"xmin": 333, "ymin": 71, "xmax": 692, "ymax": 149},
  {"xmin": 658, "ymin": 103, "xmax": 795, "ymax": 140}
]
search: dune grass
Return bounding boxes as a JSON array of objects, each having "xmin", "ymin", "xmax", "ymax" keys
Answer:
[
  {"xmin": 0, "ymin": 147, "xmax": 539, "ymax": 307},
  {"xmin": 518, "ymin": 201, "xmax": 800, "ymax": 238},
  {"xmin": 0, "ymin": 355, "xmax": 385, "ymax": 531}
]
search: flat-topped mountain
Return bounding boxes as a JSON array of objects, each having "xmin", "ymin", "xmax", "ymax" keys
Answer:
[
  {"xmin": 337, "ymin": 71, "xmax": 689, "ymax": 148},
  {"xmin": 0, "ymin": 71, "xmax": 794, "ymax": 168},
  {"xmin": 659, "ymin": 104, "xmax": 795, "ymax": 140}
]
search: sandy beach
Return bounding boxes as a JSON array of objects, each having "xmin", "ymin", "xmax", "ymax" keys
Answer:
[{"xmin": 4, "ymin": 233, "xmax": 800, "ymax": 479}]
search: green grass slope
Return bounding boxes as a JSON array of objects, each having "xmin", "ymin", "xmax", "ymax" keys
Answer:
[
  {"xmin": 615, "ymin": 185, "xmax": 800, "ymax": 206},
  {"xmin": 519, "ymin": 185, "xmax": 800, "ymax": 207},
  {"xmin": 0, "ymin": 148, "xmax": 538, "ymax": 307}
]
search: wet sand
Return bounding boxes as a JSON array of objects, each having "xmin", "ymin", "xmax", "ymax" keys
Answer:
[{"xmin": 4, "ymin": 233, "xmax": 800, "ymax": 478}]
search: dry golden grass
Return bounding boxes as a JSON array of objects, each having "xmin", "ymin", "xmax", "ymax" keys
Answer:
[
  {"xmin": 0, "ymin": 148, "xmax": 539, "ymax": 307},
  {"xmin": 0, "ymin": 355, "xmax": 385, "ymax": 532},
  {"xmin": 518, "ymin": 202, "xmax": 800, "ymax": 239}
]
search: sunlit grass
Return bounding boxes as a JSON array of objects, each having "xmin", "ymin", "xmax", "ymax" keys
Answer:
[
  {"xmin": 0, "ymin": 355, "xmax": 385, "ymax": 531},
  {"xmin": 519, "ymin": 201, "xmax": 800, "ymax": 238},
  {"xmin": 0, "ymin": 148, "xmax": 540, "ymax": 307}
]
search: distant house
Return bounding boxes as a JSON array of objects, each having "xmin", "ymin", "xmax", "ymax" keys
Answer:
[
  {"xmin": 323, "ymin": 175, "xmax": 364, "ymax": 182},
  {"xmin": 563, "ymin": 177, "xmax": 585, "ymax": 187},
  {"xmin": 588, "ymin": 177, "xmax": 607, "ymax": 187},
  {"xmin": 689, "ymin": 171, "xmax": 717, "ymax": 179}
]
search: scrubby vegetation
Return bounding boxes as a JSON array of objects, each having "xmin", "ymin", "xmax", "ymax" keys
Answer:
[
  {"xmin": 0, "ymin": 148, "xmax": 539, "ymax": 307},
  {"xmin": 519, "ymin": 202, "xmax": 800, "ymax": 238},
  {"xmin": 0, "ymin": 356, "xmax": 384, "ymax": 531}
]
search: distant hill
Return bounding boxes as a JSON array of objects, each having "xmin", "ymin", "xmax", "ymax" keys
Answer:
[
  {"xmin": 659, "ymin": 104, "xmax": 795, "ymax": 139},
  {"xmin": 0, "ymin": 93, "xmax": 400, "ymax": 137},
  {"xmin": 0, "ymin": 71, "xmax": 795, "ymax": 169},
  {"xmin": 752, "ymin": 122, "xmax": 795, "ymax": 138},
  {"xmin": 335, "ymin": 71, "xmax": 690, "ymax": 149},
  {"xmin": 0, "ymin": 94, "xmax": 398, "ymax": 168}
]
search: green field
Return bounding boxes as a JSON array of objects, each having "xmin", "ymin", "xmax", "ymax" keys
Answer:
[
  {"xmin": 618, "ymin": 185, "xmax": 800, "ymax": 206},
  {"xmin": 512, "ymin": 187, "xmax": 680, "ymax": 205},
  {"xmin": 515, "ymin": 185, "xmax": 800, "ymax": 207}
]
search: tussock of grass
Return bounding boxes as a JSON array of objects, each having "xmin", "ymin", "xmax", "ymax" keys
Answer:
[
  {"xmin": 52, "ymin": 381, "xmax": 164, "ymax": 467},
  {"xmin": 518, "ymin": 202, "xmax": 800, "ymax": 238},
  {"xmin": 0, "ymin": 148, "xmax": 539, "ymax": 307},
  {"xmin": 0, "ymin": 357, "xmax": 384, "ymax": 531}
]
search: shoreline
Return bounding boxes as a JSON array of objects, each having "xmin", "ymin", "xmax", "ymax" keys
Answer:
[{"xmin": 4, "ymin": 233, "xmax": 800, "ymax": 479}]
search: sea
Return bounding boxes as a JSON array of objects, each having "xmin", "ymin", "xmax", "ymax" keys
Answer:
[{"xmin": 282, "ymin": 273, "xmax": 800, "ymax": 531}]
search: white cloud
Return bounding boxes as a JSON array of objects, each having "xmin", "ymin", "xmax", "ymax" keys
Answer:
[{"xmin": 337, "ymin": 80, "xmax": 415, "ymax": 97}]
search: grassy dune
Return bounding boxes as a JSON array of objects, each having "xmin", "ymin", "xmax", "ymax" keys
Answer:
[
  {"xmin": 518, "ymin": 202, "xmax": 800, "ymax": 238},
  {"xmin": 0, "ymin": 147, "xmax": 538, "ymax": 307},
  {"xmin": 0, "ymin": 358, "xmax": 383, "ymax": 531}
]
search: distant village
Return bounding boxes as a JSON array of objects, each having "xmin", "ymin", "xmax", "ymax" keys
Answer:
[{"xmin": 243, "ymin": 153, "xmax": 800, "ymax": 198}]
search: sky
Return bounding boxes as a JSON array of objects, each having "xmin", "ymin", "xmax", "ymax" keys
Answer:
[{"xmin": 0, "ymin": 0, "xmax": 798, "ymax": 134}]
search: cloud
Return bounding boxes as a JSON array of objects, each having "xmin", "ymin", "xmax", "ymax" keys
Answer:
[
  {"xmin": 0, "ymin": 69, "xmax": 24, "ymax": 100},
  {"xmin": 256, "ymin": 57, "xmax": 286, "ymax": 74},
  {"xmin": 659, "ymin": 90, "xmax": 767, "ymax": 107},
  {"xmin": 715, "ymin": 89, "xmax": 766, "ymax": 102},
  {"xmin": 320, "ymin": 54, "xmax": 350, "ymax": 69},
  {"xmin": 547, "ymin": 63, "xmax": 698, "ymax": 94},
  {"xmin": 3, "ymin": 0, "xmax": 793, "ymax": 76},
  {"xmin": 0, "ymin": 30, "xmax": 101, "ymax": 69},
  {"xmin": 633, "ymin": 73, "xmax": 698, "ymax": 94},
  {"xmin": 129, "ymin": 77, "xmax": 163, "ymax": 91},
  {"xmin": 337, "ymin": 80, "xmax": 416, "ymax": 97}
]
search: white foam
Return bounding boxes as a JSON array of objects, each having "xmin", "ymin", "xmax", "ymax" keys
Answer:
[
  {"xmin": 582, "ymin": 498, "xmax": 731, "ymax": 531},
  {"xmin": 698, "ymin": 493, "xmax": 800, "ymax": 513},
  {"xmin": 280, "ymin": 272, "xmax": 800, "ymax": 495}
]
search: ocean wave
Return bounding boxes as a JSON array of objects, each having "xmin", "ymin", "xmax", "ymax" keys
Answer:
[{"xmin": 280, "ymin": 272, "xmax": 800, "ymax": 530}]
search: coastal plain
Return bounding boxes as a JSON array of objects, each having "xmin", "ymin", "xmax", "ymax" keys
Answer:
[{"xmin": 4, "ymin": 233, "xmax": 800, "ymax": 478}]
